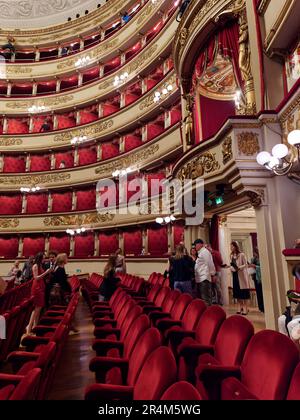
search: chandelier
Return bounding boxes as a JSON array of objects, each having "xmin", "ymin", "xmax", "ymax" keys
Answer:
[
  {"xmin": 155, "ymin": 215, "xmax": 176, "ymax": 224},
  {"xmin": 71, "ymin": 135, "xmax": 88, "ymax": 145},
  {"xmin": 28, "ymin": 105, "xmax": 47, "ymax": 113},
  {"xmin": 256, "ymin": 130, "xmax": 300, "ymax": 182},
  {"xmin": 75, "ymin": 56, "xmax": 91, "ymax": 68},
  {"xmin": 66, "ymin": 227, "xmax": 87, "ymax": 235},
  {"xmin": 153, "ymin": 84, "xmax": 173, "ymax": 103},
  {"xmin": 113, "ymin": 72, "xmax": 129, "ymax": 87},
  {"xmin": 20, "ymin": 186, "xmax": 41, "ymax": 193}
]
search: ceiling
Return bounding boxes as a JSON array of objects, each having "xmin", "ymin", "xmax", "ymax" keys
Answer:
[{"xmin": 0, "ymin": 0, "xmax": 105, "ymax": 29}]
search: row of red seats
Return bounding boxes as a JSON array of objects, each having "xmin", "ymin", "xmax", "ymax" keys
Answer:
[
  {"xmin": 0, "ymin": 281, "xmax": 32, "ymax": 314},
  {"xmin": 0, "ymin": 291, "xmax": 79, "ymax": 399},
  {"xmin": 84, "ymin": 274, "xmax": 300, "ymax": 400}
]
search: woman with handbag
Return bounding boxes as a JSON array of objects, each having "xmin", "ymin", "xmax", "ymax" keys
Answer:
[{"xmin": 229, "ymin": 241, "xmax": 250, "ymax": 315}]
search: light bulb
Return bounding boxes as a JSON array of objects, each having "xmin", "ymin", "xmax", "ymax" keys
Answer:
[
  {"xmin": 154, "ymin": 91, "xmax": 161, "ymax": 97},
  {"xmin": 81, "ymin": 227, "xmax": 86, "ymax": 232},
  {"xmin": 268, "ymin": 156, "xmax": 280, "ymax": 169},
  {"xmin": 170, "ymin": 215, "xmax": 176, "ymax": 221},
  {"xmin": 123, "ymin": 72, "xmax": 128, "ymax": 78},
  {"xmin": 31, "ymin": 187, "xmax": 36, "ymax": 192},
  {"xmin": 156, "ymin": 217, "xmax": 163, "ymax": 224},
  {"xmin": 167, "ymin": 84, "xmax": 173, "ymax": 91},
  {"xmin": 120, "ymin": 74, "xmax": 124, "ymax": 80},
  {"xmin": 288, "ymin": 130, "xmax": 300, "ymax": 146},
  {"xmin": 36, "ymin": 186, "xmax": 40, "ymax": 191},
  {"xmin": 153, "ymin": 97, "xmax": 159, "ymax": 103},
  {"xmin": 272, "ymin": 144, "xmax": 289, "ymax": 159},
  {"xmin": 164, "ymin": 216, "xmax": 171, "ymax": 223},
  {"xmin": 256, "ymin": 151, "xmax": 271, "ymax": 166},
  {"xmin": 162, "ymin": 88, "xmax": 168, "ymax": 95},
  {"xmin": 76, "ymin": 228, "xmax": 81, "ymax": 234}
]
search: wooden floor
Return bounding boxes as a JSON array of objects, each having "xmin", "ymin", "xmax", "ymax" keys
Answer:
[{"xmin": 47, "ymin": 296, "xmax": 266, "ymax": 400}]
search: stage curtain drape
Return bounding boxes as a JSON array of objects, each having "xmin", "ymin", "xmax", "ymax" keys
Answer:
[{"xmin": 209, "ymin": 215, "xmax": 220, "ymax": 251}]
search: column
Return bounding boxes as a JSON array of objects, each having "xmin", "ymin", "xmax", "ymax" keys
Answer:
[
  {"xmin": 76, "ymin": 110, "xmax": 80, "ymax": 125},
  {"xmin": 141, "ymin": 78, "xmax": 147, "ymax": 94},
  {"xmin": 120, "ymin": 91, "xmax": 125, "ymax": 108},
  {"xmin": 74, "ymin": 148, "xmax": 79, "ymax": 166},
  {"xmin": 97, "ymin": 143, "xmax": 102, "ymax": 161},
  {"xmin": 70, "ymin": 235, "xmax": 75, "ymax": 257},
  {"xmin": 218, "ymin": 218, "xmax": 231, "ymax": 306},
  {"xmin": 100, "ymin": 29, "xmax": 105, "ymax": 41},
  {"xmin": 3, "ymin": 117, "xmax": 8, "ymax": 133},
  {"xmin": 94, "ymin": 231, "xmax": 99, "ymax": 257},
  {"xmin": 142, "ymin": 228, "xmax": 148, "ymax": 254},
  {"xmin": 50, "ymin": 153, "xmax": 55, "ymax": 170},
  {"xmin": 45, "ymin": 234, "xmax": 50, "ymax": 255},
  {"xmin": 58, "ymin": 46, "xmax": 62, "ymax": 58},
  {"xmin": 119, "ymin": 231, "xmax": 124, "ymax": 254},
  {"xmin": 142, "ymin": 125, "xmax": 147, "ymax": 142},
  {"xmin": 79, "ymin": 38, "xmax": 84, "ymax": 51},
  {"xmin": 18, "ymin": 236, "xmax": 23, "ymax": 258},
  {"xmin": 168, "ymin": 224, "xmax": 174, "ymax": 252},
  {"xmin": 0, "ymin": 155, "xmax": 3, "ymax": 172},
  {"xmin": 34, "ymin": 48, "xmax": 40, "ymax": 62},
  {"xmin": 165, "ymin": 110, "xmax": 170, "ymax": 129},
  {"xmin": 21, "ymin": 194, "xmax": 27, "ymax": 214},
  {"xmin": 53, "ymin": 114, "xmax": 58, "ymax": 130},
  {"xmin": 25, "ymin": 154, "xmax": 31, "ymax": 172},
  {"xmin": 78, "ymin": 73, "xmax": 83, "ymax": 87},
  {"xmin": 56, "ymin": 79, "xmax": 61, "ymax": 93},
  {"xmin": 119, "ymin": 136, "xmax": 125, "ymax": 154},
  {"xmin": 120, "ymin": 52, "xmax": 126, "ymax": 66},
  {"xmin": 71, "ymin": 191, "xmax": 77, "ymax": 211},
  {"xmin": 7, "ymin": 82, "xmax": 12, "ymax": 97},
  {"xmin": 98, "ymin": 103, "xmax": 102, "ymax": 118},
  {"xmin": 47, "ymin": 192, "xmax": 52, "ymax": 212},
  {"xmin": 32, "ymin": 82, "xmax": 37, "ymax": 96},
  {"xmin": 29, "ymin": 116, "xmax": 34, "ymax": 133},
  {"xmin": 99, "ymin": 64, "xmax": 104, "ymax": 78}
]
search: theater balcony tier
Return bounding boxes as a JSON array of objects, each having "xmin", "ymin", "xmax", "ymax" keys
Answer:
[
  {"xmin": 0, "ymin": 0, "xmax": 175, "ymax": 79},
  {"xmin": 0, "ymin": 30, "xmax": 177, "ymax": 115},
  {"xmin": 0, "ymin": 0, "xmax": 154, "ymax": 47},
  {"xmin": 0, "ymin": 75, "xmax": 179, "ymax": 152},
  {"xmin": 0, "ymin": 124, "xmax": 182, "ymax": 191}
]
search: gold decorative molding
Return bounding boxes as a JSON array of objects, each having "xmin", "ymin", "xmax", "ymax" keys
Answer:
[
  {"xmin": 136, "ymin": 0, "xmax": 163, "ymax": 25},
  {"xmin": 246, "ymin": 189, "xmax": 265, "ymax": 208},
  {"xmin": 0, "ymin": 138, "xmax": 23, "ymax": 146},
  {"xmin": 95, "ymin": 144, "xmax": 159, "ymax": 176},
  {"xmin": 237, "ymin": 132, "xmax": 260, "ymax": 155},
  {"xmin": 177, "ymin": 152, "xmax": 220, "ymax": 181},
  {"xmin": 139, "ymin": 74, "xmax": 177, "ymax": 111},
  {"xmin": 54, "ymin": 120, "xmax": 113, "ymax": 142},
  {"xmin": 6, "ymin": 95, "xmax": 74, "ymax": 110},
  {"xmin": 6, "ymin": 67, "xmax": 32, "ymax": 75},
  {"xmin": 279, "ymin": 96, "xmax": 300, "ymax": 124},
  {"xmin": 44, "ymin": 212, "xmax": 114, "ymax": 227},
  {"xmin": 0, "ymin": 218, "xmax": 19, "ymax": 228},
  {"xmin": 222, "ymin": 137, "xmax": 233, "ymax": 164},
  {"xmin": 0, "ymin": 173, "xmax": 70, "ymax": 186}
]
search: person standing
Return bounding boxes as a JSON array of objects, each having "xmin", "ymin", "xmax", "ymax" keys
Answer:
[
  {"xmin": 44, "ymin": 250, "xmax": 57, "ymax": 308},
  {"xmin": 230, "ymin": 241, "xmax": 250, "ymax": 315},
  {"xmin": 250, "ymin": 248, "xmax": 264, "ymax": 312},
  {"xmin": 22, "ymin": 255, "xmax": 34, "ymax": 282},
  {"xmin": 50, "ymin": 253, "xmax": 72, "ymax": 304},
  {"xmin": 206, "ymin": 244, "xmax": 226, "ymax": 305},
  {"xmin": 26, "ymin": 252, "xmax": 53, "ymax": 335},
  {"xmin": 115, "ymin": 248, "xmax": 126, "ymax": 274},
  {"xmin": 194, "ymin": 239, "xmax": 216, "ymax": 306},
  {"xmin": 171, "ymin": 244, "xmax": 194, "ymax": 295},
  {"xmin": 99, "ymin": 255, "xmax": 120, "ymax": 301}
]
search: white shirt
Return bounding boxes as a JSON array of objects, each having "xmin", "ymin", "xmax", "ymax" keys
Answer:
[{"xmin": 195, "ymin": 247, "xmax": 216, "ymax": 283}]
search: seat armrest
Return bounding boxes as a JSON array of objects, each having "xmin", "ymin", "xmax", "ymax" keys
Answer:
[
  {"xmin": 92, "ymin": 339, "xmax": 124, "ymax": 357},
  {"xmin": 32, "ymin": 325, "xmax": 56, "ymax": 336},
  {"xmin": 197, "ymin": 365, "xmax": 241, "ymax": 400},
  {"xmin": 21, "ymin": 335, "xmax": 50, "ymax": 351},
  {"xmin": 156, "ymin": 319, "xmax": 182, "ymax": 333},
  {"xmin": 94, "ymin": 318, "xmax": 117, "ymax": 327},
  {"xmin": 149, "ymin": 311, "xmax": 171, "ymax": 324},
  {"xmin": 0, "ymin": 373, "xmax": 25, "ymax": 387},
  {"xmin": 93, "ymin": 327, "xmax": 121, "ymax": 340},
  {"xmin": 89, "ymin": 356, "xmax": 129, "ymax": 384},
  {"xmin": 165, "ymin": 329, "xmax": 196, "ymax": 353},
  {"xmin": 7, "ymin": 351, "xmax": 39, "ymax": 373}
]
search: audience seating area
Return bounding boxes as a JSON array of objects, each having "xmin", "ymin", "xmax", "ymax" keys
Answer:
[
  {"xmin": 82, "ymin": 272, "xmax": 300, "ymax": 401},
  {"xmin": 0, "ymin": 275, "xmax": 80, "ymax": 399}
]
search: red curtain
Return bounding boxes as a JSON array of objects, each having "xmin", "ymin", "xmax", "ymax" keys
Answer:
[
  {"xmin": 23, "ymin": 236, "xmax": 45, "ymax": 257},
  {"xmin": 49, "ymin": 234, "xmax": 70, "ymax": 255},
  {"xmin": 99, "ymin": 232, "xmax": 118, "ymax": 255},
  {"xmin": 209, "ymin": 215, "xmax": 219, "ymax": 251},
  {"xmin": 51, "ymin": 192, "xmax": 72, "ymax": 213},
  {"xmin": 0, "ymin": 194, "xmax": 22, "ymax": 214},
  {"xmin": 124, "ymin": 229, "xmax": 142, "ymax": 256},
  {"xmin": 193, "ymin": 20, "xmax": 242, "ymax": 89},
  {"xmin": 74, "ymin": 233, "xmax": 95, "ymax": 257},
  {"xmin": 0, "ymin": 236, "xmax": 19, "ymax": 258}
]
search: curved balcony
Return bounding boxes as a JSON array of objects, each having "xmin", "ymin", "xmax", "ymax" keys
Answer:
[
  {"xmin": 2, "ymin": 0, "xmax": 174, "ymax": 80},
  {"xmin": 0, "ymin": 20, "xmax": 176, "ymax": 116},
  {"xmin": 0, "ymin": 123, "xmax": 182, "ymax": 191},
  {"xmin": 0, "ymin": 72, "xmax": 179, "ymax": 152}
]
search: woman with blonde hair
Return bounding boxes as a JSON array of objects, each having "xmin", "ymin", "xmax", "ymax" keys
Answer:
[
  {"xmin": 170, "ymin": 244, "xmax": 194, "ymax": 295},
  {"xmin": 50, "ymin": 253, "xmax": 71, "ymax": 304},
  {"xmin": 230, "ymin": 241, "xmax": 250, "ymax": 315}
]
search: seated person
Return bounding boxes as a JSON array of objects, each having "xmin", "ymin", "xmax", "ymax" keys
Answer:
[
  {"xmin": 99, "ymin": 256, "xmax": 120, "ymax": 301},
  {"xmin": 278, "ymin": 304, "xmax": 300, "ymax": 342},
  {"xmin": 14, "ymin": 270, "xmax": 23, "ymax": 286}
]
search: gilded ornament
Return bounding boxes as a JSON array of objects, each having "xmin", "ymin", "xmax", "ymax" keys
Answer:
[
  {"xmin": 0, "ymin": 138, "xmax": 22, "ymax": 146},
  {"xmin": 237, "ymin": 132, "xmax": 260, "ymax": 156},
  {"xmin": 177, "ymin": 152, "xmax": 220, "ymax": 181},
  {"xmin": 246, "ymin": 190, "xmax": 264, "ymax": 208},
  {"xmin": 6, "ymin": 95, "xmax": 73, "ymax": 110},
  {"xmin": 0, "ymin": 173, "xmax": 70, "ymax": 185},
  {"xmin": 95, "ymin": 144, "xmax": 159, "ymax": 176},
  {"xmin": 54, "ymin": 120, "xmax": 113, "ymax": 142},
  {"xmin": 0, "ymin": 218, "xmax": 19, "ymax": 228},
  {"xmin": 44, "ymin": 212, "xmax": 114, "ymax": 227},
  {"xmin": 222, "ymin": 137, "xmax": 233, "ymax": 164}
]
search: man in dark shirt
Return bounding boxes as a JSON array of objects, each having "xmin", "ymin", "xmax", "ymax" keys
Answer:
[{"xmin": 40, "ymin": 119, "xmax": 51, "ymax": 132}]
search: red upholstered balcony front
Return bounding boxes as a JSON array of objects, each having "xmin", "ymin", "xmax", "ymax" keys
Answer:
[
  {"xmin": 49, "ymin": 234, "xmax": 70, "ymax": 255},
  {"xmin": 74, "ymin": 233, "xmax": 94, "ymax": 257},
  {"xmin": 30, "ymin": 155, "xmax": 51, "ymax": 172},
  {"xmin": 102, "ymin": 142, "xmax": 119, "ymax": 160},
  {"xmin": 51, "ymin": 192, "xmax": 72, "ymax": 213},
  {"xmin": 22, "ymin": 235, "xmax": 45, "ymax": 257},
  {"xmin": 76, "ymin": 189, "xmax": 96, "ymax": 211},
  {"xmin": 0, "ymin": 194, "xmax": 22, "ymax": 214},
  {"xmin": 124, "ymin": 133, "xmax": 142, "ymax": 152},
  {"xmin": 3, "ymin": 156, "xmax": 26, "ymax": 173},
  {"xmin": 57, "ymin": 113, "xmax": 76, "ymax": 130},
  {"xmin": 0, "ymin": 236, "xmax": 19, "ymax": 258},
  {"xmin": 123, "ymin": 229, "xmax": 142, "ymax": 256},
  {"xmin": 26, "ymin": 193, "xmax": 48, "ymax": 214},
  {"xmin": 99, "ymin": 232, "xmax": 118, "ymax": 256},
  {"xmin": 78, "ymin": 146, "xmax": 97, "ymax": 166}
]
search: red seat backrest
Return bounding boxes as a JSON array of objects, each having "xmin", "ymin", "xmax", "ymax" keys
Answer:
[
  {"xmin": 162, "ymin": 290, "xmax": 181, "ymax": 313},
  {"xmin": 170, "ymin": 293, "xmax": 193, "ymax": 320},
  {"xmin": 181, "ymin": 299, "xmax": 206, "ymax": 331},
  {"xmin": 195, "ymin": 306, "xmax": 226, "ymax": 345},
  {"xmin": 10, "ymin": 368, "xmax": 41, "ymax": 400},
  {"xmin": 287, "ymin": 362, "xmax": 300, "ymax": 400},
  {"xmin": 161, "ymin": 381, "xmax": 203, "ymax": 400}
]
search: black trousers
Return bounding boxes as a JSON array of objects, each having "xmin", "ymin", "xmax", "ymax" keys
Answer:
[{"xmin": 254, "ymin": 278, "xmax": 264, "ymax": 312}]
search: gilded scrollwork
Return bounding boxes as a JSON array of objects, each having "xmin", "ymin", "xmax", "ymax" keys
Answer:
[
  {"xmin": 0, "ymin": 218, "xmax": 19, "ymax": 229},
  {"xmin": 6, "ymin": 95, "xmax": 74, "ymax": 110},
  {"xmin": 0, "ymin": 138, "xmax": 23, "ymax": 146},
  {"xmin": 237, "ymin": 132, "xmax": 260, "ymax": 156},
  {"xmin": 222, "ymin": 137, "xmax": 233, "ymax": 164},
  {"xmin": 245, "ymin": 189, "xmax": 265, "ymax": 208},
  {"xmin": 0, "ymin": 173, "xmax": 70, "ymax": 185},
  {"xmin": 54, "ymin": 120, "xmax": 113, "ymax": 142},
  {"xmin": 44, "ymin": 212, "xmax": 114, "ymax": 227},
  {"xmin": 177, "ymin": 152, "xmax": 220, "ymax": 181},
  {"xmin": 95, "ymin": 144, "xmax": 159, "ymax": 176}
]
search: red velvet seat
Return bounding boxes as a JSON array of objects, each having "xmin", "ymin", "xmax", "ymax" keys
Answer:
[
  {"xmin": 177, "ymin": 305, "xmax": 226, "ymax": 383},
  {"xmin": 287, "ymin": 362, "xmax": 300, "ymax": 400},
  {"xmin": 90, "ymin": 327, "xmax": 161, "ymax": 386},
  {"xmin": 0, "ymin": 368, "xmax": 41, "ymax": 400},
  {"xmin": 85, "ymin": 346, "xmax": 177, "ymax": 400},
  {"xmin": 153, "ymin": 293, "xmax": 193, "ymax": 332},
  {"xmin": 161, "ymin": 381, "xmax": 203, "ymax": 400},
  {"xmin": 201, "ymin": 330, "xmax": 300, "ymax": 400}
]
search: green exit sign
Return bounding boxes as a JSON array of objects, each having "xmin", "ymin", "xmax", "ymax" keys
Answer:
[{"xmin": 215, "ymin": 196, "xmax": 224, "ymax": 206}]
